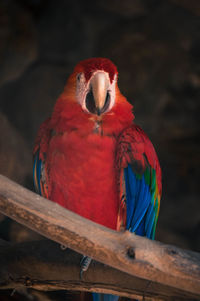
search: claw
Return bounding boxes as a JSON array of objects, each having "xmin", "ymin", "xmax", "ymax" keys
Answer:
[
  {"xmin": 80, "ymin": 256, "xmax": 92, "ymax": 279},
  {"xmin": 80, "ymin": 269, "xmax": 84, "ymax": 280}
]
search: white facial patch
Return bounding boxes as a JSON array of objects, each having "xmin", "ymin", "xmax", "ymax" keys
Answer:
[{"xmin": 76, "ymin": 73, "xmax": 88, "ymax": 108}]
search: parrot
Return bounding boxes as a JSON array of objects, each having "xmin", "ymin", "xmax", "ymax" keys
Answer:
[{"xmin": 33, "ymin": 58, "xmax": 162, "ymax": 301}]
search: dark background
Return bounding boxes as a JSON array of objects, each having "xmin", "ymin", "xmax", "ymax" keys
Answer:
[{"xmin": 0, "ymin": 0, "xmax": 200, "ymax": 300}]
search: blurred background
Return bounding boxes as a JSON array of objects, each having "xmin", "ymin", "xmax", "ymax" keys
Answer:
[{"xmin": 0, "ymin": 0, "xmax": 200, "ymax": 300}]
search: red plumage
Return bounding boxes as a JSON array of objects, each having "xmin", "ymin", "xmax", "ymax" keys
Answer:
[
  {"xmin": 74, "ymin": 57, "xmax": 118, "ymax": 82},
  {"xmin": 34, "ymin": 57, "xmax": 161, "ymax": 233}
]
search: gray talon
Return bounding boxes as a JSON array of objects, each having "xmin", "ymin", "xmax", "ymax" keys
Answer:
[{"xmin": 80, "ymin": 256, "xmax": 92, "ymax": 279}]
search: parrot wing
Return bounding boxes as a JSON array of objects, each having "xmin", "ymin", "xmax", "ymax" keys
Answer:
[
  {"xmin": 33, "ymin": 118, "xmax": 51, "ymax": 198},
  {"xmin": 116, "ymin": 124, "xmax": 162, "ymax": 239}
]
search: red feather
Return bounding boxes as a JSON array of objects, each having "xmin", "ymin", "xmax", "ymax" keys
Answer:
[
  {"xmin": 38, "ymin": 95, "xmax": 133, "ymax": 229},
  {"xmin": 74, "ymin": 57, "xmax": 118, "ymax": 82}
]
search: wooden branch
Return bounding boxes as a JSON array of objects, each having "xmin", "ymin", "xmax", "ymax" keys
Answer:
[
  {"xmin": 0, "ymin": 175, "xmax": 200, "ymax": 300},
  {"xmin": 0, "ymin": 239, "xmax": 198, "ymax": 301}
]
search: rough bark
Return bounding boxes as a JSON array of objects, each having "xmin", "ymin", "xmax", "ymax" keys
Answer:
[{"xmin": 0, "ymin": 239, "xmax": 199, "ymax": 301}]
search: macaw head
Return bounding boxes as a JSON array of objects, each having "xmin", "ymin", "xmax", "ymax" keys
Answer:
[
  {"xmin": 55, "ymin": 57, "xmax": 134, "ymax": 134},
  {"xmin": 65, "ymin": 58, "xmax": 119, "ymax": 116}
]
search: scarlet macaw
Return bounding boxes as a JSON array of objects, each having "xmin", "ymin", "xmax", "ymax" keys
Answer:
[{"xmin": 33, "ymin": 58, "xmax": 162, "ymax": 301}]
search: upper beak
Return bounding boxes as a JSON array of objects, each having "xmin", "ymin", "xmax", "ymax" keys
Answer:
[{"xmin": 90, "ymin": 72, "xmax": 109, "ymax": 114}]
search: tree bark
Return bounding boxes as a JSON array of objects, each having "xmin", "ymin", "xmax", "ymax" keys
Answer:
[
  {"xmin": 0, "ymin": 239, "xmax": 199, "ymax": 301},
  {"xmin": 0, "ymin": 175, "xmax": 200, "ymax": 300}
]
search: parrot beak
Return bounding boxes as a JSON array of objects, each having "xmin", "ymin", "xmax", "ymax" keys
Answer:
[{"xmin": 90, "ymin": 72, "xmax": 110, "ymax": 115}]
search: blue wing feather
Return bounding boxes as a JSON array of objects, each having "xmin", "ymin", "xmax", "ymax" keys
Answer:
[
  {"xmin": 33, "ymin": 155, "xmax": 37, "ymax": 189},
  {"xmin": 37, "ymin": 156, "xmax": 42, "ymax": 195},
  {"xmin": 146, "ymin": 203, "xmax": 156, "ymax": 238},
  {"xmin": 33, "ymin": 149, "xmax": 47, "ymax": 197},
  {"xmin": 33, "ymin": 151, "xmax": 41, "ymax": 195},
  {"xmin": 124, "ymin": 163, "xmax": 160, "ymax": 239},
  {"xmin": 125, "ymin": 166, "xmax": 153, "ymax": 236},
  {"xmin": 131, "ymin": 177, "xmax": 150, "ymax": 231},
  {"xmin": 124, "ymin": 166, "xmax": 136, "ymax": 229},
  {"xmin": 145, "ymin": 200, "xmax": 154, "ymax": 232},
  {"xmin": 135, "ymin": 218, "xmax": 145, "ymax": 236}
]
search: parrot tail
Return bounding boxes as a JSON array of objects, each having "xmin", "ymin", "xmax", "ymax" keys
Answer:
[{"xmin": 92, "ymin": 293, "xmax": 119, "ymax": 301}]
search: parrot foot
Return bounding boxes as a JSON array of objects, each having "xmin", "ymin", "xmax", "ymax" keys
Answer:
[{"xmin": 80, "ymin": 256, "xmax": 92, "ymax": 279}]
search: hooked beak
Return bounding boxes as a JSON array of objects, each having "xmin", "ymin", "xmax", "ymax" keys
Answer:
[{"xmin": 90, "ymin": 72, "xmax": 110, "ymax": 115}]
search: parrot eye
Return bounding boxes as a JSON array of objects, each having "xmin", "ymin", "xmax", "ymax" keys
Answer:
[{"xmin": 77, "ymin": 73, "xmax": 82, "ymax": 82}]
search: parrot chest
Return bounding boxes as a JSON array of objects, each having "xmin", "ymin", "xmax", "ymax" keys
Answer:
[{"xmin": 48, "ymin": 131, "xmax": 120, "ymax": 230}]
